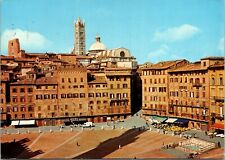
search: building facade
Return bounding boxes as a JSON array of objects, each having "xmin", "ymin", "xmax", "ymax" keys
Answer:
[
  {"xmin": 141, "ymin": 57, "xmax": 224, "ymax": 131},
  {"xmin": 141, "ymin": 60, "xmax": 188, "ymax": 116},
  {"xmin": 208, "ymin": 61, "xmax": 224, "ymax": 132}
]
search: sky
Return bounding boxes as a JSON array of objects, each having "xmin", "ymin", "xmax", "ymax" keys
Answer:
[{"xmin": 1, "ymin": 0, "xmax": 224, "ymax": 64}]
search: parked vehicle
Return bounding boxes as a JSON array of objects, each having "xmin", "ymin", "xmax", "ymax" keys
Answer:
[
  {"xmin": 81, "ymin": 122, "xmax": 95, "ymax": 128},
  {"xmin": 216, "ymin": 134, "xmax": 225, "ymax": 138},
  {"xmin": 60, "ymin": 125, "xmax": 65, "ymax": 128}
]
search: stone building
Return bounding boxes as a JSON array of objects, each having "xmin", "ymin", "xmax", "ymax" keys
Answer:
[
  {"xmin": 141, "ymin": 60, "xmax": 188, "ymax": 116},
  {"xmin": 167, "ymin": 57, "xmax": 224, "ymax": 130},
  {"xmin": 8, "ymin": 38, "xmax": 20, "ymax": 57},
  {"xmin": 54, "ymin": 64, "xmax": 89, "ymax": 118},
  {"xmin": 105, "ymin": 68, "xmax": 133, "ymax": 120},
  {"xmin": 34, "ymin": 77, "xmax": 59, "ymax": 126},
  {"xmin": 208, "ymin": 61, "xmax": 224, "ymax": 132},
  {"xmin": 87, "ymin": 73, "xmax": 109, "ymax": 122},
  {"xmin": 10, "ymin": 79, "xmax": 35, "ymax": 120}
]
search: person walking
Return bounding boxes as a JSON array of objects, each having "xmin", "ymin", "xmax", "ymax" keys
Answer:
[{"xmin": 218, "ymin": 141, "xmax": 221, "ymax": 148}]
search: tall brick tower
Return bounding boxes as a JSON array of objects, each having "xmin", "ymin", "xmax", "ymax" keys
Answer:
[
  {"xmin": 8, "ymin": 38, "xmax": 20, "ymax": 57},
  {"xmin": 74, "ymin": 17, "xmax": 86, "ymax": 55}
]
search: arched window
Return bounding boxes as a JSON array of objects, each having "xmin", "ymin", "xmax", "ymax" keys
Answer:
[
  {"xmin": 219, "ymin": 77, "xmax": 223, "ymax": 85},
  {"xmin": 211, "ymin": 77, "xmax": 215, "ymax": 85}
]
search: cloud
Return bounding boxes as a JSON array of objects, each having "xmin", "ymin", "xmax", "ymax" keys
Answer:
[
  {"xmin": 153, "ymin": 24, "xmax": 200, "ymax": 42},
  {"xmin": 1, "ymin": 28, "xmax": 51, "ymax": 53},
  {"xmin": 147, "ymin": 44, "xmax": 182, "ymax": 63},
  {"xmin": 218, "ymin": 37, "xmax": 224, "ymax": 52}
]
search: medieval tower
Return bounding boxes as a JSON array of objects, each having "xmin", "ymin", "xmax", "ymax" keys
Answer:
[{"xmin": 74, "ymin": 17, "xmax": 86, "ymax": 55}]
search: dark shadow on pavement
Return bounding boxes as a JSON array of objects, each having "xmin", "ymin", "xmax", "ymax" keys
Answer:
[
  {"xmin": 74, "ymin": 127, "xmax": 147, "ymax": 159},
  {"xmin": 1, "ymin": 138, "xmax": 44, "ymax": 159}
]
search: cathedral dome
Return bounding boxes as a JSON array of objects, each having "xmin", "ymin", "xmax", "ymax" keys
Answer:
[{"xmin": 89, "ymin": 36, "xmax": 106, "ymax": 52}]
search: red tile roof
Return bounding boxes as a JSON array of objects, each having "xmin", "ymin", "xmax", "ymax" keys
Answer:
[
  {"xmin": 142, "ymin": 59, "xmax": 187, "ymax": 70},
  {"xmin": 168, "ymin": 62, "xmax": 206, "ymax": 72}
]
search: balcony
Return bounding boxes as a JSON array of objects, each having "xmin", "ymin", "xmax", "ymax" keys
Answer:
[
  {"xmin": 193, "ymin": 83, "xmax": 202, "ymax": 87},
  {"xmin": 213, "ymin": 96, "xmax": 224, "ymax": 102}
]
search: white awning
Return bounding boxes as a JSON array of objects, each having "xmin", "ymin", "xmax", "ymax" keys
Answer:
[
  {"xmin": 11, "ymin": 120, "xmax": 20, "ymax": 125},
  {"xmin": 165, "ymin": 118, "xmax": 177, "ymax": 123},
  {"xmin": 19, "ymin": 120, "xmax": 35, "ymax": 125}
]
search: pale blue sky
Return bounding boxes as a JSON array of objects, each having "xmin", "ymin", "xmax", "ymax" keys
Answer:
[{"xmin": 1, "ymin": 0, "xmax": 224, "ymax": 64}]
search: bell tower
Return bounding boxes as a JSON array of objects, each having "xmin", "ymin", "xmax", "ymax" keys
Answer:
[{"xmin": 74, "ymin": 17, "xmax": 86, "ymax": 55}]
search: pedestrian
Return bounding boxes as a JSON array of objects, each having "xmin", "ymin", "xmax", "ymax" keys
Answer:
[
  {"xmin": 205, "ymin": 131, "xmax": 207, "ymax": 136},
  {"xmin": 77, "ymin": 142, "xmax": 79, "ymax": 147},
  {"xmin": 218, "ymin": 141, "xmax": 221, "ymax": 148}
]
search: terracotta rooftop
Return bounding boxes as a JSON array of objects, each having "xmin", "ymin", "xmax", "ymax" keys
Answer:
[
  {"xmin": 142, "ymin": 59, "xmax": 187, "ymax": 70},
  {"xmin": 0, "ymin": 55, "xmax": 14, "ymax": 60},
  {"xmin": 11, "ymin": 79, "xmax": 35, "ymax": 85},
  {"xmin": 35, "ymin": 77, "xmax": 57, "ymax": 85},
  {"xmin": 168, "ymin": 62, "xmax": 206, "ymax": 72},
  {"xmin": 105, "ymin": 67, "xmax": 132, "ymax": 71},
  {"xmin": 208, "ymin": 61, "xmax": 225, "ymax": 69},
  {"xmin": 76, "ymin": 55, "xmax": 92, "ymax": 59},
  {"xmin": 201, "ymin": 56, "xmax": 224, "ymax": 60},
  {"xmin": 10, "ymin": 76, "xmax": 58, "ymax": 85},
  {"xmin": 15, "ymin": 58, "xmax": 36, "ymax": 62},
  {"xmin": 58, "ymin": 53, "xmax": 77, "ymax": 56},
  {"xmin": 88, "ymin": 76, "xmax": 107, "ymax": 84}
]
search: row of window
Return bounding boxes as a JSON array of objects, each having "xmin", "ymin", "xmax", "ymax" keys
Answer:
[
  {"xmin": 13, "ymin": 113, "xmax": 33, "ymax": 119},
  {"xmin": 144, "ymin": 87, "xmax": 167, "ymax": 92},
  {"xmin": 169, "ymin": 91, "xmax": 206, "ymax": 98},
  {"xmin": 109, "ymin": 93, "xmax": 128, "ymax": 99},
  {"xmin": 109, "ymin": 77, "xmax": 127, "ymax": 81},
  {"xmin": 143, "ymin": 103, "xmax": 167, "ymax": 109},
  {"xmin": 62, "ymin": 77, "xmax": 84, "ymax": 83},
  {"xmin": 62, "ymin": 85, "xmax": 84, "ymax": 89},
  {"xmin": 170, "ymin": 100, "xmax": 206, "ymax": 107},
  {"xmin": 169, "ymin": 71, "xmax": 206, "ymax": 76},
  {"xmin": 143, "ymin": 78, "xmax": 166, "ymax": 84},
  {"xmin": 110, "ymin": 101, "xmax": 129, "ymax": 106},
  {"xmin": 12, "ymin": 96, "xmax": 33, "ymax": 103},
  {"xmin": 142, "ymin": 70, "xmax": 166, "ymax": 76},
  {"xmin": 12, "ymin": 106, "xmax": 34, "ymax": 112},
  {"xmin": 36, "ymin": 85, "xmax": 56, "ymax": 89},
  {"xmin": 110, "ymin": 84, "xmax": 128, "ymax": 89},
  {"xmin": 144, "ymin": 96, "xmax": 166, "ymax": 102},
  {"xmin": 37, "ymin": 112, "xmax": 83, "ymax": 118},
  {"xmin": 36, "ymin": 93, "xmax": 86, "ymax": 99},
  {"xmin": 37, "ymin": 104, "xmax": 83, "ymax": 111},
  {"xmin": 211, "ymin": 77, "xmax": 223, "ymax": 86},
  {"xmin": 89, "ymin": 100, "xmax": 108, "ymax": 104},
  {"xmin": 12, "ymin": 88, "xmax": 33, "ymax": 93},
  {"xmin": 88, "ymin": 106, "xmax": 107, "ymax": 110},
  {"xmin": 36, "ymin": 94, "xmax": 57, "ymax": 100},
  {"xmin": 89, "ymin": 92, "xmax": 108, "ymax": 97},
  {"xmin": 170, "ymin": 77, "xmax": 204, "ymax": 84},
  {"xmin": 89, "ymin": 84, "xmax": 107, "ymax": 88}
]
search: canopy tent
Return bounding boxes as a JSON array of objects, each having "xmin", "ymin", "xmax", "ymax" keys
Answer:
[
  {"xmin": 174, "ymin": 118, "xmax": 189, "ymax": 127},
  {"xmin": 11, "ymin": 120, "xmax": 19, "ymax": 126},
  {"xmin": 212, "ymin": 123, "xmax": 224, "ymax": 130},
  {"xmin": 19, "ymin": 120, "xmax": 35, "ymax": 125},
  {"xmin": 150, "ymin": 116, "xmax": 167, "ymax": 124},
  {"xmin": 165, "ymin": 118, "xmax": 177, "ymax": 123}
]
